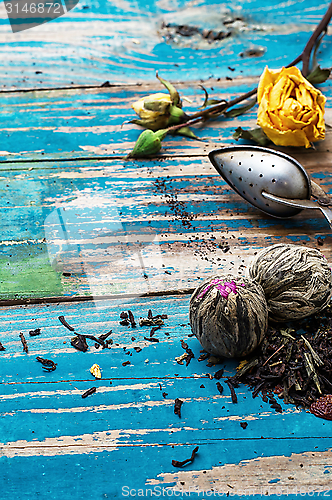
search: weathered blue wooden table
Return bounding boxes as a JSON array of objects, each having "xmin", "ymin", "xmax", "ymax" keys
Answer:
[{"xmin": 1, "ymin": 0, "xmax": 332, "ymax": 498}]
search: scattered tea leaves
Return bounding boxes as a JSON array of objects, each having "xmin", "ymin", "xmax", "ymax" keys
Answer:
[
  {"xmin": 71, "ymin": 334, "xmax": 88, "ymax": 352},
  {"xmin": 226, "ymin": 379, "xmax": 238, "ymax": 403},
  {"xmin": 36, "ymin": 356, "xmax": 57, "ymax": 372},
  {"xmin": 174, "ymin": 398, "xmax": 183, "ymax": 418},
  {"xmin": 82, "ymin": 387, "xmax": 97, "ymax": 399},
  {"xmin": 214, "ymin": 368, "xmax": 224, "ymax": 380},
  {"xmin": 128, "ymin": 310, "xmax": 136, "ymax": 328},
  {"xmin": 180, "ymin": 339, "xmax": 195, "ymax": 366},
  {"xmin": 19, "ymin": 332, "xmax": 28, "ymax": 353},
  {"xmin": 172, "ymin": 446, "xmax": 199, "ymax": 467},
  {"xmin": 58, "ymin": 315, "xmax": 75, "ymax": 332},
  {"xmin": 139, "ymin": 318, "xmax": 164, "ymax": 327},
  {"xmin": 29, "ymin": 329, "xmax": 41, "ymax": 337},
  {"xmin": 216, "ymin": 382, "xmax": 224, "ymax": 394}
]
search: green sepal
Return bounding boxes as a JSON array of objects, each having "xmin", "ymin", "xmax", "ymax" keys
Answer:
[
  {"xmin": 306, "ymin": 65, "xmax": 331, "ymax": 84},
  {"xmin": 233, "ymin": 127, "xmax": 270, "ymax": 146},
  {"xmin": 129, "ymin": 118, "xmax": 148, "ymax": 127},
  {"xmin": 144, "ymin": 100, "xmax": 171, "ymax": 112},
  {"xmin": 168, "ymin": 105, "xmax": 186, "ymax": 125},
  {"xmin": 126, "ymin": 129, "xmax": 168, "ymax": 159},
  {"xmin": 174, "ymin": 126, "xmax": 200, "ymax": 140},
  {"xmin": 199, "ymin": 85, "xmax": 226, "ymax": 109},
  {"xmin": 206, "ymin": 99, "xmax": 226, "ymax": 107},
  {"xmin": 156, "ymin": 72, "xmax": 181, "ymax": 107},
  {"xmin": 224, "ymin": 98, "xmax": 257, "ymax": 118}
]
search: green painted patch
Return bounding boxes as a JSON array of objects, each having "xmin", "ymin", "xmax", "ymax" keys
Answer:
[{"xmin": 0, "ymin": 244, "xmax": 64, "ymax": 300}]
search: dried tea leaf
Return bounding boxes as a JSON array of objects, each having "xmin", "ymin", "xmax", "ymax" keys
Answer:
[{"xmin": 175, "ymin": 353, "xmax": 188, "ymax": 365}]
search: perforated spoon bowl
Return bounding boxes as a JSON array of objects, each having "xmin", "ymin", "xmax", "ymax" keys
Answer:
[{"xmin": 209, "ymin": 145, "xmax": 311, "ymax": 218}]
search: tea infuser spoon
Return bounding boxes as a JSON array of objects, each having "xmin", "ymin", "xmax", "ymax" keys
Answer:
[
  {"xmin": 209, "ymin": 145, "xmax": 332, "ymax": 229},
  {"xmin": 261, "ymin": 191, "xmax": 332, "ymax": 229}
]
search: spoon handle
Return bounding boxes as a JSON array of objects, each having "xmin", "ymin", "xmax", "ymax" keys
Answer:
[
  {"xmin": 262, "ymin": 191, "xmax": 332, "ymax": 230},
  {"xmin": 310, "ymin": 179, "xmax": 332, "ymax": 206},
  {"xmin": 319, "ymin": 207, "xmax": 332, "ymax": 229}
]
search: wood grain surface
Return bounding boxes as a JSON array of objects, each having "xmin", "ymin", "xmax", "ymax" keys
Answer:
[
  {"xmin": 1, "ymin": 0, "xmax": 332, "ymax": 497},
  {"xmin": 0, "ymin": 0, "xmax": 331, "ymax": 89},
  {"xmin": 1, "ymin": 77, "xmax": 332, "ymax": 301},
  {"xmin": 1, "ymin": 296, "xmax": 332, "ymax": 499}
]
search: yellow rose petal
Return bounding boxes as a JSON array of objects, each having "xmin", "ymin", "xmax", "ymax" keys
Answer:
[
  {"xmin": 295, "ymin": 86, "xmax": 313, "ymax": 108},
  {"xmin": 256, "ymin": 65, "xmax": 326, "ymax": 148},
  {"xmin": 269, "ymin": 76, "xmax": 295, "ymax": 110},
  {"xmin": 267, "ymin": 126, "xmax": 311, "ymax": 148},
  {"xmin": 257, "ymin": 67, "xmax": 280, "ymax": 103},
  {"xmin": 90, "ymin": 363, "xmax": 102, "ymax": 379}
]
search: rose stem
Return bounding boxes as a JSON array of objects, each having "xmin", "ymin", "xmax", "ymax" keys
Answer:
[
  {"xmin": 293, "ymin": 1, "xmax": 332, "ymax": 76},
  {"xmin": 168, "ymin": 2, "xmax": 332, "ymax": 133}
]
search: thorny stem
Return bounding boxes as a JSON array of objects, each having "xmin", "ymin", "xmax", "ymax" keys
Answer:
[{"xmin": 168, "ymin": 1, "xmax": 332, "ymax": 135}]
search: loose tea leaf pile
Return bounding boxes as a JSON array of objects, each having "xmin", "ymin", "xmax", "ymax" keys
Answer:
[{"xmin": 231, "ymin": 306, "xmax": 332, "ymax": 409}]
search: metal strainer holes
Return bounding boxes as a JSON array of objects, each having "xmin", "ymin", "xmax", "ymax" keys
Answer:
[
  {"xmin": 272, "ymin": 179, "xmax": 276, "ymax": 183},
  {"xmin": 259, "ymin": 174, "xmax": 263, "ymax": 177}
]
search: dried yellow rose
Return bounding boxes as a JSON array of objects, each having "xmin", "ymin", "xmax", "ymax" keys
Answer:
[
  {"xmin": 257, "ymin": 66, "xmax": 326, "ymax": 148},
  {"xmin": 90, "ymin": 363, "xmax": 102, "ymax": 379}
]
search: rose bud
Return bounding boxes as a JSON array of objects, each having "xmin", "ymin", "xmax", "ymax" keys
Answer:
[
  {"xmin": 132, "ymin": 93, "xmax": 185, "ymax": 131},
  {"xmin": 189, "ymin": 275, "xmax": 268, "ymax": 358},
  {"xmin": 126, "ymin": 129, "xmax": 167, "ymax": 159}
]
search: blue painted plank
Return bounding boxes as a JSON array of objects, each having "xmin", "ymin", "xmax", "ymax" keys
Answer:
[
  {"xmin": 1, "ymin": 149, "xmax": 332, "ymax": 299},
  {"xmin": 0, "ymin": 0, "xmax": 331, "ymax": 88},
  {"xmin": 1, "ymin": 297, "xmax": 332, "ymax": 498},
  {"xmin": 1, "ymin": 438, "xmax": 331, "ymax": 499},
  {"xmin": 0, "ymin": 78, "xmax": 330, "ymax": 161},
  {"xmin": 1, "ymin": 150, "xmax": 332, "ymax": 300}
]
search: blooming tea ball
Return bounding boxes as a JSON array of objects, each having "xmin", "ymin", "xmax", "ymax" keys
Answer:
[
  {"xmin": 189, "ymin": 275, "xmax": 268, "ymax": 358},
  {"xmin": 248, "ymin": 243, "xmax": 332, "ymax": 322}
]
